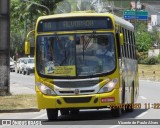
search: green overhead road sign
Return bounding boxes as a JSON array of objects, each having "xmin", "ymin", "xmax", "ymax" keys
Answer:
[
  {"xmin": 123, "ymin": 10, "xmax": 148, "ymax": 20},
  {"xmin": 124, "ymin": 10, "xmax": 135, "ymax": 15},
  {"xmin": 137, "ymin": 11, "xmax": 148, "ymax": 15}
]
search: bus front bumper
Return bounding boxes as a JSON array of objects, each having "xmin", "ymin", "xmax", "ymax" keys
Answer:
[{"xmin": 36, "ymin": 88, "xmax": 120, "ymax": 109}]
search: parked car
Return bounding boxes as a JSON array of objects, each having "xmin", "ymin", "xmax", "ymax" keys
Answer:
[
  {"xmin": 16, "ymin": 57, "xmax": 28, "ymax": 74},
  {"xmin": 22, "ymin": 57, "xmax": 34, "ymax": 75},
  {"xmin": 10, "ymin": 57, "xmax": 16, "ymax": 72}
]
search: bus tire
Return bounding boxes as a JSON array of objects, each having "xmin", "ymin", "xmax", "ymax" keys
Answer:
[
  {"xmin": 121, "ymin": 80, "xmax": 125, "ymax": 112},
  {"xmin": 111, "ymin": 108, "xmax": 122, "ymax": 117},
  {"xmin": 46, "ymin": 109, "xmax": 58, "ymax": 120},
  {"xmin": 122, "ymin": 80, "xmax": 125, "ymax": 101},
  {"xmin": 70, "ymin": 109, "xmax": 79, "ymax": 115},
  {"xmin": 60, "ymin": 109, "xmax": 69, "ymax": 115}
]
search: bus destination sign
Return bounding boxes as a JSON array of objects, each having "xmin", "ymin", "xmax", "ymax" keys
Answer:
[{"xmin": 37, "ymin": 17, "xmax": 113, "ymax": 32}]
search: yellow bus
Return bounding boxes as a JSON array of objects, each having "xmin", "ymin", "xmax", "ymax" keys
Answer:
[{"xmin": 25, "ymin": 12, "xmax": 139, "ymax": 120}]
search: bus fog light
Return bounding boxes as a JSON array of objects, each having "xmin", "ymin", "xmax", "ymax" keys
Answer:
[{"xmin": 37, "ymin": 82, "xmax": 56, "ymax": 96}]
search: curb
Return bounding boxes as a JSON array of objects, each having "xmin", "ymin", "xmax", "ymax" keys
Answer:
[
  {"xmin": 0, "ymin": 108, "xmax": 40, "ymax": 113},
  {"xmin": 139, "ymin": 79, "xmax": 160, "ymax": 83}
]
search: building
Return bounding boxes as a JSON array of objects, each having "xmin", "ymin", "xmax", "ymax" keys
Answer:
[{"xmin": 144, "ymin": 1, "xmax": 160, "ymax": 31}]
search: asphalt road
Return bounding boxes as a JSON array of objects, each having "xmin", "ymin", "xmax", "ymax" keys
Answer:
[
  {"xmin": 1, "ymin": 72, "xmax": 160, "ymax": 127},
  {"xmin": 10, "ymin": 72, "xmax": 35, "ymax": 90}
]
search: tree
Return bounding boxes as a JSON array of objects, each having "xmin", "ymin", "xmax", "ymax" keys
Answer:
[
  {"xmin": 10, "ymin": 0, "xmax": 26, "ymax": 57},
  {"xmin": 135, "ymin": 23, "xmax": 153, "ymax": 52},
  {"xmin": 10, "ymin": 0, "xmax": 64, "ymax": 57}
]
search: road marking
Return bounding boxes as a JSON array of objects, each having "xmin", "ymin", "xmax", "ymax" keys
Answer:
[
  {"xmin": 136, "ymin": 111, "xmax": 148, "ymax": 118},
  {"xmin": 32, "ymin": 113, "xmax": 47, "ymax": 119},
  {"xmin": 139, "ymin": 96, "xmax": 147, "ymax": 100},
  {"xmin": 109, "ymin": 125, "xmax": 120, "ymax": 128}
]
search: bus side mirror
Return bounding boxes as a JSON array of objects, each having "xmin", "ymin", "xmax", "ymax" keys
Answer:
[
  {"xmin": 25, "ymin": 40, "xmax": 30, "ymax": 54},
  {"xmin": 24, "ymin": 30, "xmax": 35, "ymax": 55},
  {"xmin": 120, "ymin": 33, "xmax": 124, "ymax": 46}
]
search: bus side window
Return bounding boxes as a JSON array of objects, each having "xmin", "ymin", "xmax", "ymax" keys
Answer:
[
  {"xmin": 128, "ymin": 30, "xmax": 132, "ymax": 59},
  {"xmin": 123, "ymin": 29, "xmax": 128, "ymax": 58},
  {"xmin": 132, "ymin": 32, "xmax": 136, "ymax": 59},
  {"xmin": 116, "ymin": 33, "xmax": 121, "ymax": 58}
]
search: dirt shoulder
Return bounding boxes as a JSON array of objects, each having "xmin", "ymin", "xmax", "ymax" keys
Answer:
[{"xmin": 0, "ymin": 94, "xmax": 37, "ymax": 111}]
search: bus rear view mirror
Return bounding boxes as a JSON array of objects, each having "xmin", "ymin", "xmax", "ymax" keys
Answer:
[
  {"xmin": 25, "ymin": 40, "xmax": 30, "ymax": 55},
  {"xmin": 120, "ymin": 33, "xmax": 124, "ymax": 46},
  {"xmin": 24, "ymin": 30, "xmax": 35, "ymax": 55}
]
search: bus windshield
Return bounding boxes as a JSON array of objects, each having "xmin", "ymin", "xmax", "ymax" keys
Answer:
[{"xmin": 37, "ymin": 33, "xmax": 116, "ymax": 77}]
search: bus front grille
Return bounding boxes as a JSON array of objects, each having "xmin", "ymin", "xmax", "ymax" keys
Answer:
[
  {"xmin": 59, "ymin": 90, "xmax": 95, "ymax": 94},
  {"xmin": 53, "ymin": 78, "xmax": 100, "ymax": 95},
  {"xmin": 53, "ymin": 78, "xmax": 100, "ymax": 88}
]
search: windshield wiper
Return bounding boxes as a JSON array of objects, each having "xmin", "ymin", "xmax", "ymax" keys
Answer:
[
  {"xmin": 84, "ymin": 31, "xmax": 96, "ymax": 50},
  {"xmin": 54, "ymin": 33, "xmax": 69, "ymax": 66},
  {"xmin": 82, "ymin": 31, "xmax": 96, "ymax": 61},
  {"xmin": 60, "ymin": 51, "xmax": 69, "ymax": 66}
]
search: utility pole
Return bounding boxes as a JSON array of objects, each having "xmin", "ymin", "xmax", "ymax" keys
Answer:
[{"xmin": 0, "ymin": 0, "xmax": 10, "ymax": 95}]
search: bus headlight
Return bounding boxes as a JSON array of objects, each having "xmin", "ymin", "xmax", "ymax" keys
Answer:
[
  {"xmin": 37, "ymin": 82, "xmax": 57, "ymax": 95},
  {"xmin": 98, "ymin": 78, "xmax": 118, "ymax": 93}
]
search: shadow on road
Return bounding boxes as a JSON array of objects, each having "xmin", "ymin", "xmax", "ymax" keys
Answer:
[{"xmin": 43, "ymin": 109, "xmax": 149, "ymax": 125}]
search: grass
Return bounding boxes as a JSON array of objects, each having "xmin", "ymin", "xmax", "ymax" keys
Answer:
[
  {"xmin": 138, "ymin": 64, "xmax": 160, "ymax": 81},
  {"xmin": 0, "ymin": 94, "xmax": 37, "ymax": 110}
]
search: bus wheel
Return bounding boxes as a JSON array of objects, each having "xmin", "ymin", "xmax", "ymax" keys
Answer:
[
  {"xmin": 60, "ymin": 109, "xmax": 69, "ymax": 115},
  {"xmin": 46, "ymin": 109, "xmax": 58, "ymax": 120},
  {"xmin": 111, "ymin": 108, "xmax": 122, "ymax": 117},
  {"xmin": 70, "ymin": 109, "xmax": 79, "ymax": 115},
  {"xmin": 125, "ymin": 104, "xmax": 133, "ymax": 112}
]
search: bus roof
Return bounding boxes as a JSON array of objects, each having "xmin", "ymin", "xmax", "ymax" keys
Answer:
[
  {"xmin": 113, "ymin": 14, "xmax": 134, "ymax": 31},
  {"xmin": 37, "ymin": 12, "xmax": 134, "ymax": 31}
]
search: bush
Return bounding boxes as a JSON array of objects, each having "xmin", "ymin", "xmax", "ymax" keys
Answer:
[
  {"xmin": 146, "ymin": 56, "xmax": 159, "ymax": 65},
  {"xmin": 137, "ymin": 52, "xmax": 160, "ymax": 65},
  {"xmin": 137, "ymin": 52, "xmax": 148, "ymax": 64},
  {"xmin": 139, "ymin": 58, "xmax": 149, "ymax": 64}
]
